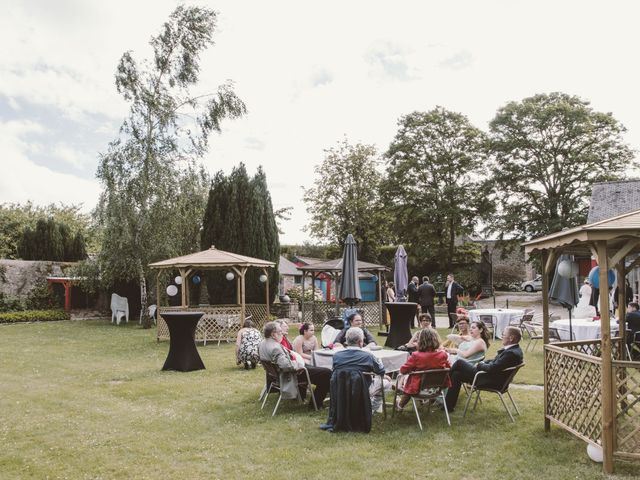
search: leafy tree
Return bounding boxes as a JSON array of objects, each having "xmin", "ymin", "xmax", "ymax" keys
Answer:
[
  {"xmin": 303, "ymin": 138, "xmax": 389, "ymax": 262},
  {"xmin": 201, "ymin": 164, "xmax": 280, "ymax": 304},
  {"xmin": 17, "ymin": 217, "xmax": 87, "ymax": 261},
  {"xmin": 96, "ymin": 6, "xmax": 246, "ymax": 328},
  {"xmin": 0, "ymin": 202, "xmax": 94, "ymax": 259},
  {"xmin": 382, "ymin": 108, "xmax": 492, "ymax": 270},
  {"xmin": 487, "ymin": 92, "xmax": 636, "ymax": 241}
]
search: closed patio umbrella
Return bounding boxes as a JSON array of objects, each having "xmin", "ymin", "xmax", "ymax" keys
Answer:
[
  {"xmin": 339, "ymin": 234, "xmax": 361, "ymax": 307},
  {"xmin": 549, "ymin": 254, "xmax": 580, "ymax": 340},
  {"xmin": 393, "ymin": 245, "xmax": 408, "ymax": 302}
]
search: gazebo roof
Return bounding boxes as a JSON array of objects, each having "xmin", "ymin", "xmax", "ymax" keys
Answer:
[
  {"xmin": 148, "ymin": 246, "xmax": 275, "ymax": 269},
  {"xmin": 297, "ymin": 258, "xmax": 388, "ymax": 273},
  {"xmin": 523, "ymin": 208, "xmax": 640, "ymax": 256}
]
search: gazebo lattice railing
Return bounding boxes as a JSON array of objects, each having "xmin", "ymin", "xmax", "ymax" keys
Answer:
[
  {"xmin": 300, "ymin": 301, "xmax": 381, "ymax": 326},
  {"xmin": 156, "ymin": 304, "xmax": 269, "ymax": 345},
  {"xmin": 614, "ymin": 360, "xmax": 640, "ymax": 459}
]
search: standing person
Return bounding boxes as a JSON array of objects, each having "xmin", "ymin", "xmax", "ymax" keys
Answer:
[
  {"xmin": 387, "ymin": 282, "xmax": 397, "ymax": 303},
  {"xmin": 418, "ymin": 276, "xmax": 437, "ymax": 324},
  {"xmin": 626, "ymin": 302, "xmax": 640, "ymax": 359},
  {"xmin": 579, "ymin": 279, "xmax": 592, "ymax": 306},
  {"xmin": 445, "ymin": 274, "xmax": 463, "ymax": 328},
  {"xmin": 407, "ymin": 276, "xmax": 421, "ymax": 327}
]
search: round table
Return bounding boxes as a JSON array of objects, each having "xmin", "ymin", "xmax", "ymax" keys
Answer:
[
  {"xmin": 312, "ymin": 348, "xmax": 409, "ymax": 373},
  {"xmin": 160, "ymin": 311, "xmax": 206, "ymax": 372},
  {"xmin": 468, "ymin": 308, "xmax": 524, "ymax": 338}
]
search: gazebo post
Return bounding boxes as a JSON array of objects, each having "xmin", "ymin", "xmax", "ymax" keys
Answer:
[
  {"xmin": 236, "ymin": 274, "xmax": 241, "ymax": 305},
  {"xmin": 541, "ymin": 249, "xmax": 551, "ymax": 432},
  {"xmin": 301, "ymin": 271, "xmax": 305, "ymax": 323},
  {"xmin": 239, "ymin": 267, "xmax": 247, "ymax": 322},
  {"xmin": 616, "ymin": 261, "xmax": 626, "ymax": 350},
  {"xmin": 596, "ymin": 241, "xmax": 614, "ymax": 474},
  {"xmin": 262, "ymin": 268, "xmax": 270, "ymax": 320},
  {"xmin": 311, "ymin": 273, "xmax": 316, "ymax": 324},
  {"xmin": 156, "ymin": 271, "xmax": 161, "ymax": 309},
  {"xmin": 378, "ymin": 269, "xmax": 384, "ymax": 328}
]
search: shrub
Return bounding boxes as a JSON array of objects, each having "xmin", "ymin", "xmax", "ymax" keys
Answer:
[
  {"xmin": 0, "ymin": 309, "xmax": 69, "ymax": 323},
  {"xmin": 0, "ymin": 292, "xmax": 23, "ymax": 312},
  {"xmin": 25, "ymin": 281, "xmax": 58, "ymax": 310}
]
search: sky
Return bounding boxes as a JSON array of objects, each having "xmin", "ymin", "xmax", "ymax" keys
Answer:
[{"xmin": 2, "ymin": 0, "xmax": 640, "ymax": 245}]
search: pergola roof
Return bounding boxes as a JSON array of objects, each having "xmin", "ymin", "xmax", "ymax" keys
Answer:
[
  {"xmin": 523, "ymin": 208, "xmax": 640, "ymax": 256},
  {"xmin": 297, "ymin": 258, "xmax": 388, "ymax": 273},
  {"xmin": 148, "ymin": 246, "xmax": 275, "ymax": 269}
]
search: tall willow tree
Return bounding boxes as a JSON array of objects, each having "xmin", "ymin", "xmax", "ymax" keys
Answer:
[
  {"xmin": 201, "ymin": 164, "xmax": 280, "ymax": 304},
  {"xmin": 96, "ymin": 6, "xmax": 246, "ymax": 328}
]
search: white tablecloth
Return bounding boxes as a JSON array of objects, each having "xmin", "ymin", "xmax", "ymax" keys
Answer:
[
  {"xmin": 312, "ymin": 348, "xmax": 409, "ymax": 373},
  {"xmin": 551, "ymin": 318, "xmax": 619, "ymax": 341},
  {"xmin": 468, "ymin": 309, "xmax": 524, "ymax": 338}
]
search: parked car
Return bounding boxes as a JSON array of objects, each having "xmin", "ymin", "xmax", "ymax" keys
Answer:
[{"xmin": 521, "ymin": 275, "xmax": 543, "ymax": 292}]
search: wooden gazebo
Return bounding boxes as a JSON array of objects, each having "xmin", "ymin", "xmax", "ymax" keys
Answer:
[
  {"xmin": 523, "ymin": 209, "xmax": 640, "ymax": 473},
  {"xmin": 148, "ymin": 246, "xmax": 275, "ymax": 344},
  {"xmin": 297, "ymin": 259, "xmax": 389, "ymax": 326}
]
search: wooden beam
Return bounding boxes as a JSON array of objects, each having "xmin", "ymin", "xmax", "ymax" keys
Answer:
[
  {"xmin": 262, "ymin": 268, "xmax": 270, "ymax": 320},
  {"xmin": 616, "ymin": 262, "xmax": 627, "ymax": 351},
  {"xmin": 239, "ymin": 267, "xmax": 247, "ymax": 323},
  {"xmin": 541, "ymin": 249, "xmax": 550, "ymax": 433},
  {"xmin": 596, "ymin": 241, "xmax": 614, "ymax": 474},
  {"xmin": 179, "ymin": 268, "xmax": 187, "ymax": 307},
  {"xmin": 544, "ymin": 248, "xmax": 556, "ymax": 274},
  {"xmin": 609, "ymin": 239, "xmax": 640, "ymax": 267}
]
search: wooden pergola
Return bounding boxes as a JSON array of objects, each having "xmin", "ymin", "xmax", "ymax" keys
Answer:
[
  {"xmin": 149, "ymin": 247, "xmax": 275, "ymax": 336},
  {"xmin": 297, "ymin": 258, "xmax": 389, "ymax": 326},
  {"xmin": 524, "ymin": 208, "xmax": 640, "ymax": 473}
]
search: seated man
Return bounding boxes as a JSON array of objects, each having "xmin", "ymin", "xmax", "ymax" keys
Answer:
[
  {"xmin": 321, "ymin": 327, "xmax": 386, "ymax": 433},
  {"xmin": 332, "ymin": 312, "xmax": 376, "ymax": 347},
  {"xmin": 258, "ymin": 321, "xmax": 331, "ymax": 409},
  {"xmin": 626, "ymin": 302, "xmax": 640, "ymax": 358},
  {"xmin": 444, "ymin": 326, "xmax": 523, "ymax": 412}
]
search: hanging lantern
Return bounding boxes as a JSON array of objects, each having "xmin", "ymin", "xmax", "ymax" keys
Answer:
[
  {"xmin": 166, "ymin": 285, "xmax": 178, "ymax": 296},
  {"xmin": 259, "ymin": 274, "xmax": 268, "ymax": 283},
  {"xmin": 371, "ymin": 275, "xmax": 378, "ymax": 282},
  {"xmin": 557, "ymin": 260, "xmax": 578, "ymax": 278},
  {"xmin": 192, "ymin": 275, "xmax": 201, "ymax": 285},
  {"xmin": 174, "ymin": 276, "xmax": 182, "ymax": 285},
  {"xmin": 226, "ymin": 272, "xmax": 235, "ymax": 281}
]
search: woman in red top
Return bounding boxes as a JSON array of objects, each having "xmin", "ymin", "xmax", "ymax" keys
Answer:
[{"xmin": 396, "ymin": 328, "xmax": 450, "ymax": 411}]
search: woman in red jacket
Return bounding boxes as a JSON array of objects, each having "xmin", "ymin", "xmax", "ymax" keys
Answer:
[{"xmin": 395, "ymin": 328, "xmax": 451, "ymax": 411}]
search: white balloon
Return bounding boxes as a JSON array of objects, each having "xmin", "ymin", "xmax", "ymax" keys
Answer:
[
  {"xmin": 226, "ymin": 272, "xmax": 235, "ymax": 281},
  {"xmin": 166, "ymin": 285, "xmax": 178, "ymax": 297},
  {"xmin": 587, "ymin": 443, "xmax": 603, "ymax": 463},
  {"xmin": 259, "ymin": 274, "xmax": 268, "ymax": 283},
  {"xmin": 558, "ymin": 260, "xmax": 578, "ymax": 278},
  {"xmin": 174, "ymin": 276, "xmax": 182, "ymax": 285}
]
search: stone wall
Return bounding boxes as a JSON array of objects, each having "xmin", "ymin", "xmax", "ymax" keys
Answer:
[{"xmin": 0, "ymin": 259, "xmax": 75, "ymax": 297}]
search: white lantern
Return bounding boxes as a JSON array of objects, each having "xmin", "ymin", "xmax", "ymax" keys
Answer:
[
  {"xmin": 166, "ymin": 285, "xmax": 178, "ymax": 296},
  {"xmin": 259, "ymin": 274, "xmax": 268, "ymax": 283},
  {"xmin": 586, "ymin": 443, "xmax": 603, "ymax": 463},
  {"xmin": 282, "ymin": 294, "xmax": 290, "ymax": 303},
  {"xmin": 226, "ymin": 272, "xmax": 235, "ymax": 281},
  {"xmin": 174, "ymin": 276, "xmax": 182, "ymax": 285},
  {"xmin": 558, "ymin": 260, "xmax": 578, "ymax": 278}
]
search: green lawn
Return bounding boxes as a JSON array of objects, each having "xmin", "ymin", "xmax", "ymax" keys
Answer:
[{"xmin": 0, "ymin": 320, "xmax": 636, "ymax": 479}]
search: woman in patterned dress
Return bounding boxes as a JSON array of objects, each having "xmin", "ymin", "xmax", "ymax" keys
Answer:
[{"xmin": 235, "ymin": 319, "xmax": 262, "ymax": 369}]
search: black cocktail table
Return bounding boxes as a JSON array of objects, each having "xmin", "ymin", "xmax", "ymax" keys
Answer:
[
  {"xmin": 384, "ymin": 302, "xmax": 417, "ymax": 349},
  {"xmin": 160, "ymin": 311, "xmax": 206, "ymax": 372}
]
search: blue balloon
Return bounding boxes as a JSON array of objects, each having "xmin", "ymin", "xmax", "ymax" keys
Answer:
[
  {"xmin": 192, "ymin": 275, "xmax": 201, "ymax": 285},
  {"xmin": 371, "ymin": 275, "xmax": 378, "ymax": 282},
  {"xmin": 588, "ymin": 266, "xmax": 615, "ymax": 289}
]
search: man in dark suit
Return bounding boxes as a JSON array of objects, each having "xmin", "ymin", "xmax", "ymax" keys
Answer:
[
  {"xmin": 407, "ymin": 276, "xmax": 420, "ymax": 327},
  {"xmin": 445, "ymin": 326, "xmax": 524, "ymax": 412},
  {"xmin": 418, "ymin": 276, "xmax": 437, "ymax": 323},
  {"xmin": 445, "ymin": 274, "xmax": 464, "ymax": 328},
  {"xmin": 626, "ymin": 302, "xmax": 640, "ymax": 359}
]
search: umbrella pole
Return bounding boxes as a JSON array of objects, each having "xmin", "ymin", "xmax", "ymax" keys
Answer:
[{"xmin": 569, "ymin": 307, "xmax": 573, "ymax": 341}]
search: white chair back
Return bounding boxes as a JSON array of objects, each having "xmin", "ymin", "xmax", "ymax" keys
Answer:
[{"xmin": 110, "ymin": 293, "xmax": 129, "ymax": 325}]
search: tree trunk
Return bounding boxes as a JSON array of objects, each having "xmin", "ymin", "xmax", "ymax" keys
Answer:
[{"xmin": 139, "ymin": 261, "xmax": 151, "ymax": 329}]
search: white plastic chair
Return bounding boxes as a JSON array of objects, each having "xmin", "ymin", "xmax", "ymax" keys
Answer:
[{"xmin": 110, "ymin": 293, "xmax": 129, "ymax": 325}]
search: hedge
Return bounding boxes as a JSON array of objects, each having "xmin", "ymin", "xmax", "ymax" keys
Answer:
[{"xmin": 0, "ymin": 309, "xmax": 70, "ymax": 324}]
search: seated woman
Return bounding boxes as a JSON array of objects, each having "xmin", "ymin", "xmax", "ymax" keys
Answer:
[
  {"xmin": 292, "ymin": 322, "xmax": 319, "ymax": 364},
  {"xmin": 332, "ymin": 313, "xmax": 376, "ymax": 348},
  {"xmin": 445, "ymin": 320, "xmax": 489, "ymax": 366},
  {"xmin": 442, "ymin": 316, "xmax": 470, "ymax": 349},
  {"xmin": 396, "ymin": 328, "xmax": 451, "ymax": 411},
  {"xmin": 235, "ymin": 319, "xmax": 263, "ymax": 369},
  {"xmin": 397, "ymin": 313, "xmax": 432, "ymax": 352}
]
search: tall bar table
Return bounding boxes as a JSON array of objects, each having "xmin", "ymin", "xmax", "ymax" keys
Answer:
[
  {"xmin": 384, "ymin": 302, "xmax": 417, "ymax": 349},
  {"xmin": 160, "ymin": 311, "xmax": 206, "ymax": 372}
]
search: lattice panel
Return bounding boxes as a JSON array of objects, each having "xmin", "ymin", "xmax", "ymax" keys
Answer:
[
  {"xmin": 615, "ymin": 362, "xmax": 640, "ymax": 456},
  {"xmin": 301, "ymin": 301, "xmax": 383, "ymax": 326},
  {"xmin": 545, "ymin": 348, "xmax": 603, "ymax": 443},
  {"xmin": 156, "ymin": 304, "xmax": 269, "ymax": 344},
  {"xmin": 560, "ymin": 338, "xmax": 623, "ymax": 360}
]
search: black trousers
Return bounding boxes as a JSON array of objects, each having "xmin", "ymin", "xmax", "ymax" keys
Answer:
[
  {"xmin": 300, "ymin": 366, "xmax": 332, "ymax": 406},
  {"xmin": 447, "ymin": 301, "xmax": 457, "ymax": 327},
  {"xmin": 444, "ymin": 360, "xmax": 478, "ymax": 411},
  {"xmin": 421, "ymin": 305, "xmax": 435, "ymax": 324}
]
